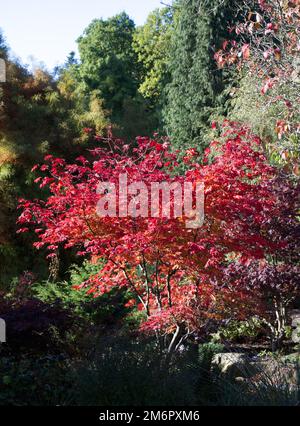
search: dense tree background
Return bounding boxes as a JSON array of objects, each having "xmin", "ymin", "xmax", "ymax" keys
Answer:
[
  {"xmin": 0, "ymin": 0, "xmax": 299, "ymax": 407},
  {"xmin": 1, "ymin": 0, "xmax": 296, "ymax": 291}
]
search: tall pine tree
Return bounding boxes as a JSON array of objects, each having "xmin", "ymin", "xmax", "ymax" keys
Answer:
[{"xmin": 163, "ymin": 0, "xmax": 237, "ymax": 152}]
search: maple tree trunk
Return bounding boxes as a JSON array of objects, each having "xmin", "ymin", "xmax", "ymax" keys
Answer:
[
  {"xmin": 267, "ymin": 297, "xmax": 288, "ymax": 352},
  {"xmin": 165, "ymin": 323, "xmax": 186, "ymax": 365},
  {"xmin": 272, "ymin": 299, "xmax": 287, "ymax": 352},
  {"xmin": 48, "ymin": 252, "xmax": 60, "ymax": 282}
]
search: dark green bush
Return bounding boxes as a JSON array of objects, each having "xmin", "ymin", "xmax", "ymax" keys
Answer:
[{"xmin": 0, "ymin": 355, "xmax": 72, "ymax": 406}]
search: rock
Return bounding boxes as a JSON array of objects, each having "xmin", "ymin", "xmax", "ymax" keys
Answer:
[
  {"xmin": 290, "ymin": 309, "xmax": 300, "ymax": 324},
  {"xmin": 282, "ymin": 353, "xmax": 300, "ymax": 365},
  {"xmin": 211, "ymin": 353, "xmax": 248, "ymax": 378},
  {"xmin": 235, "ymin": 376, "xmax": 246, "ymax": 384},
  {"xmin": 212, "ymin": 352, "xmax": 299, "ymax": 391},
  {"xmin": 290, "ymin": 310, "xmax": 300, "ymax": 344}
]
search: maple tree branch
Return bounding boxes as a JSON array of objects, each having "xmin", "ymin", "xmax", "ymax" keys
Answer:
[
  {"xmin": 141, "ymin": 253, "xmax": 151, "ymax": 314},
  {"xmin": 109, "ymin": 258, "xmax": 148, "ymax": 313}
]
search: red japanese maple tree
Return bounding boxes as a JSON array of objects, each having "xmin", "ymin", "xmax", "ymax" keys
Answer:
[{"xmin": 18, "ymin": 123, "xmax": 291, "ymax": 353}]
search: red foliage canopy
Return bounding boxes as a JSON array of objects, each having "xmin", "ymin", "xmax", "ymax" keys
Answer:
[{"xmin": 18, "ymin": 123, "xmax": 294, "ymax": 338}]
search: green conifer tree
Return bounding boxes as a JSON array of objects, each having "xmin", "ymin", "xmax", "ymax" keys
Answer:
[{"xmin": 163, "ymin": 0, "xmax": 237, "ymax": 152}]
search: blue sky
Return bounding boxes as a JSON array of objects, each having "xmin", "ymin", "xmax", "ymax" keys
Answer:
[{"xmin": 1, "ymin": 0, "xmax": 164, "ymax": 70}]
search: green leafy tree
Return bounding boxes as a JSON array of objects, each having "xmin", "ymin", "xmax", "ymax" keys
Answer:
[
  {"xmin": 133, "ymin": 7, "xmax": 174, "ymax": 104},
  {"xmin": 76, "ymin": 12, "xmax": 158, "ymax": 139},
  {"xmin": 57, "ymin": 61, "xmax": 111, "ymax": 141},
  {"xmin": 77, "ymin": 13, "xmax": 138, "ymax": 121}
]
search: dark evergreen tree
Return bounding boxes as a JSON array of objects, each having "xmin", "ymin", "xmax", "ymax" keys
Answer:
[{"xmin": 163, "ymin": 0, "xmax": 238, "ymax": 152}]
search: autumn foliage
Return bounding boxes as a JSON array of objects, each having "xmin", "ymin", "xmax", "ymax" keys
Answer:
[
  {"xmin": 215, "ymin": 0, "xmax": 300, "ymax": 170},
  {"xmin": 18, "ymin": 122, "xmax": 299, "ymax": 351}
]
